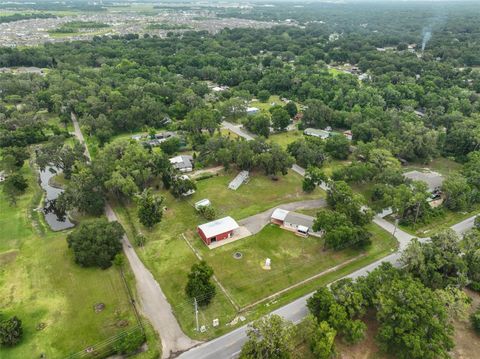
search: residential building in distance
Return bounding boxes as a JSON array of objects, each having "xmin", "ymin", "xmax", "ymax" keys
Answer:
[
  {"xmin": 304, "ymin": 128, "xmax": 330, "ymax": 139},
  {"xmin": 170, "ymin": 155, "xmax": 194, "ymax": 172}
]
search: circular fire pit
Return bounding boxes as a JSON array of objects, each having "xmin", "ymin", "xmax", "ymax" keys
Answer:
[{"xmin": 233, "ymin": 252, "xmax": 243, "ymax": 259}]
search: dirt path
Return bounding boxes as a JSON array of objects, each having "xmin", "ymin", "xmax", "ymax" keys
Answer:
[
  {"xmin": 71, "ymin": 113, "xmax": 198, "ymax": 358},
  {"xmin": 238, "ymin": 199, "xmax": 326, "ymax": 235}
]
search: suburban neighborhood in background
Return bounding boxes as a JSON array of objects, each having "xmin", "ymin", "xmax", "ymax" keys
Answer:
[{"xmin": 1, "ymin": 0, "xmax": 480, "ymax": 359}]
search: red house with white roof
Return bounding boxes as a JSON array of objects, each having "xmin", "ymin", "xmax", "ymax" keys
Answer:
[{"xmin": 197, "ymin": 216, "xmax": 239, "ymax": 246}]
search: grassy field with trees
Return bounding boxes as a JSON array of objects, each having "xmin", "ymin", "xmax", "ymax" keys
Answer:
[{"xmin": 0, "ymin": 163, "xmax": 141, "ymax": 358}]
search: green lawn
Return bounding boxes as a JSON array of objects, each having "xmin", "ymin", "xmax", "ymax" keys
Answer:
[
  {"xmin": 0, "ymin": 163, "xmax": 142, "ymax": 358},
  {"xmin": 403, "ymin": 157, "xmax": 462, "ymax": 176},
  {"xmin": 191, "ymin": 223, "xmax": 397, "ymax": 308},
  {"xmin": 193, "ymin": 170, "xmax": 324, "ymax": 220},
  {"xmin": 113, "ymin": 169, "xmax": 398, "ymax": 339},
  {"xmin": 393, "ymin": 205, "xmax": 480, "ymax": 238},
  {"xmin": 249, "ymin": 95, "xmax": 283, "ymax": 113},
  {"xmin": 113, "ymin": 170, "xmax": 322, "ymax": 338},
  {"xmin": 268, "ymin": 130, "xmax": 303, "ymax": 149}
]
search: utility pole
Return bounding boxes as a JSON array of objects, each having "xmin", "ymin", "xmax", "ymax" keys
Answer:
[{"xmin": 194, "ymin": 297, "xmax": 199, "ymax": 332}]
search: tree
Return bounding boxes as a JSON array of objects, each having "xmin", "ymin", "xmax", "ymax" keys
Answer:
[
  {"xmin": 442, "ymin": 173, "xmax": 474, "ymax": 211},
  {"xmin": 471, "ymin": 307, "xmax": 480, "ymax": 334},
  {"xmin": 199, "ymin": 205, "xmax": 216, "ymax": 220},
  {"xmin": 302, "ymin": 100, "xmax": 333, "ymax": 129},
  {"xmin": 58, "ymin": 164, "xmax": 105, "ymax": 215},
  {"xmin": 326, "ymin": 181, "xmax": 372, "ymax": 226},
  {"xmin": 35, "ymin": 136, "xmax": 85, "ymax": 179},
  {"xmin": 185, "ymin": 261, "xmax": 216, "ymax": 306},
  {"xmin": 300, "ymin": 316, "xmax": 336, "ymax": 359},
  {"xmin": 171, "ymin": 175, "xmax": 196, "ymax": 198},
  {"xmin": 303, "ymin": 167, "xmax": 327, "ymax": 193},
  {"xmin": 307, "ymin": 287, "xmax": 336, "ymax": 323},
  {"xmin": 257, "ymin": 90, "xmax": 270, "ymax": 102},
  {"xmin": 288, "ymin": 138, "xmax": 326, "ymax": 168},
  {"xmin": 271, "ymin": 107, "xmax": 290, "ymax": 132},
  {"xmin": 0, "ymin": 146, "xmax": 29, "ymax": 171},
  {"xmin": 376, "ymin": 276, "xmax": 454, "ymax": 359},
  {"xmin": 66, "ymin": 219, "xmax": 124, "ymax": 269},
  {"xmin": 244, "ymin": 114, "xmax": 270, "ymax": 138},
  {"xmin": 330, "ymin": 279, "xmax": 366, "ymax": 319},
  {"xmin": 0, "ymin": 315, "xmax": 23, "ymax": 347},
  {"xmin": 463, "ymin": 230, "xmax": 480, "ymax": 289},
  {"xmin": 401, "ymin": 230, "xmax": 468, "ymax": 289},
  {"xmin": 2, "ymin": 172, "xmax": 28, "ymax": 204},
  {"xmin": 240, "ymin": 315, "xmax": 295, "ymax": 359},
  {"xmin": 284, "ymin": 102, "xmax": 298, "ymax": 118},
  {"xmin": 114, "ymin": 330, "xmax": 145, "ymax": 355},
  {"xmin": 136, "ymin": 188, "xmax": 165, "ymax": 228},
  {"xmin": 325, "ymin": 135, "xmax": 350, "ymax": 160},
  {"xmin": 254, "ymin": 144, "xmax": 294, "ymax": 177},
  {"xmin": 159, "ymin": 137, "xmax": 181, "ymax": 155}
]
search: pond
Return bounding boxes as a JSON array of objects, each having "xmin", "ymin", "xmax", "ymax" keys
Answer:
[{"xmin": 39, "ymin": 167, "xmax": 75, "ymax": 231}]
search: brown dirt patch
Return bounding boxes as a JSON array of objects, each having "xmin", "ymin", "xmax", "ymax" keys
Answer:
[
  {"xmin": 452, "ymin": 289, "xmax": 480, "ymax": 359},
  {"xmin": 0, "ymin": 250, "xmax": 18, "ymax": 266}
]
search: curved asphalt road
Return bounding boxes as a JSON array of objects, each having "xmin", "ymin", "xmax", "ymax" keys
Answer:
[{"xmin": 178, "ymin": 212, "xmax": 478, "ymax": 359}]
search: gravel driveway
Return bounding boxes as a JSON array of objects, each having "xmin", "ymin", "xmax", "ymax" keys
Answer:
[{"xmin": 238, "ymin": 199, "xmax": 326, "ymax": 235}]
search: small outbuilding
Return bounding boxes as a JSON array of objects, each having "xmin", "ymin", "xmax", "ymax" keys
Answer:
[
  {"xmin": 228, "ymin": 171, "xmax": 250, "ymax": 190},
  {"xmin": 304, "ymin": 128, "xmax": 330, "ymax": 140},
  {"xmin": 195, "ymin": 199, "xmax": 211, "ymax": 210},
  {"xmin": 197, "ymin": 216, "xmax": 240, "ymax": 246}
]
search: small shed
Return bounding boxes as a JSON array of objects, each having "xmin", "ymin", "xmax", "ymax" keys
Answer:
[
  {"xmin": 197, "ymin": 216, "xmax": 239, "ymax": 245},
  {"xmin": 271, "ymin": 208, "xmax": 289, "ymax": 225},
  {"xmin": 195, "ymin": 199, "xmax": 211, "ymax": 210},
  {"xmin": 246, "ymin": 107, "xmax": 260, "ymax": 115},
  {"xmin": 228, "ymin": 171, "xmax": 249, "ymax": 190}
]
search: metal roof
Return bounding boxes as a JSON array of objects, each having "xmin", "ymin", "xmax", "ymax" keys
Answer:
[
  {"xmin": 271, "ymin": 208, "xmax": 290, "ymax": 222},
  {"xmin": 198, "ymin": 216, "xmax": 239, "ymax": 239},
  {"xmin": 284, "ymin": 212, "xmax": 315, "ymax": 229}
]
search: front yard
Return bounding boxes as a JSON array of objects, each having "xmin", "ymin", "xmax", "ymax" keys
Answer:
[{"xmin": 114, "ymin": 169, "xmax": 398, "ymax": 339}]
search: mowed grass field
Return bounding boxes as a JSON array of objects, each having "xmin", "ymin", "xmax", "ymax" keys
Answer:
[
  {"xmin": 114, "ymin": 170, "xmax": 322, "ymax": 338},
  {"xmin": 0, "ymin": 164, "xmax": 136, "ymax": 358},
  {"xmin": 190, "ymin": 224, "xmax": 397, "ymax": 307},
  {"xmin": 114, "ymin": 169, "xmax": 397, "ymax": 338}
]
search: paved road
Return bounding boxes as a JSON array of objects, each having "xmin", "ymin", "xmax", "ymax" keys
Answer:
[
  {"xmin": 222, "ymin": 121, "xmax": 255, "ymax": 141},
  {"xmin": 71, "ymin": 113, "xmax": 198, "ymax": 358},
  {"xmin": 178, "ymin": 210, "xmax": 478, "ymax": 359},
  {"xmin": 291, "ymin": 164, "xmax": 328, "ymax": 191},
  {"xmin": 238, "ymin": 199, "xmax": 326, "ymax": 235}
]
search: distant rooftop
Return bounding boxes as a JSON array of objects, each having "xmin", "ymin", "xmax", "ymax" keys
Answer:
[{"xmin": 403, "ymin": 170, "xmax": 444, "ymax": 192}]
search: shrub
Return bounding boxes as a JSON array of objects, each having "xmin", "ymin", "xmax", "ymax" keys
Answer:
[
  {"xmin": 471, "ymin": 307, "xmax": 480, "ymax": 334},
  {"xmin": 0, "ymin": 315, "xmax": 23, "ymax": 347}
]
